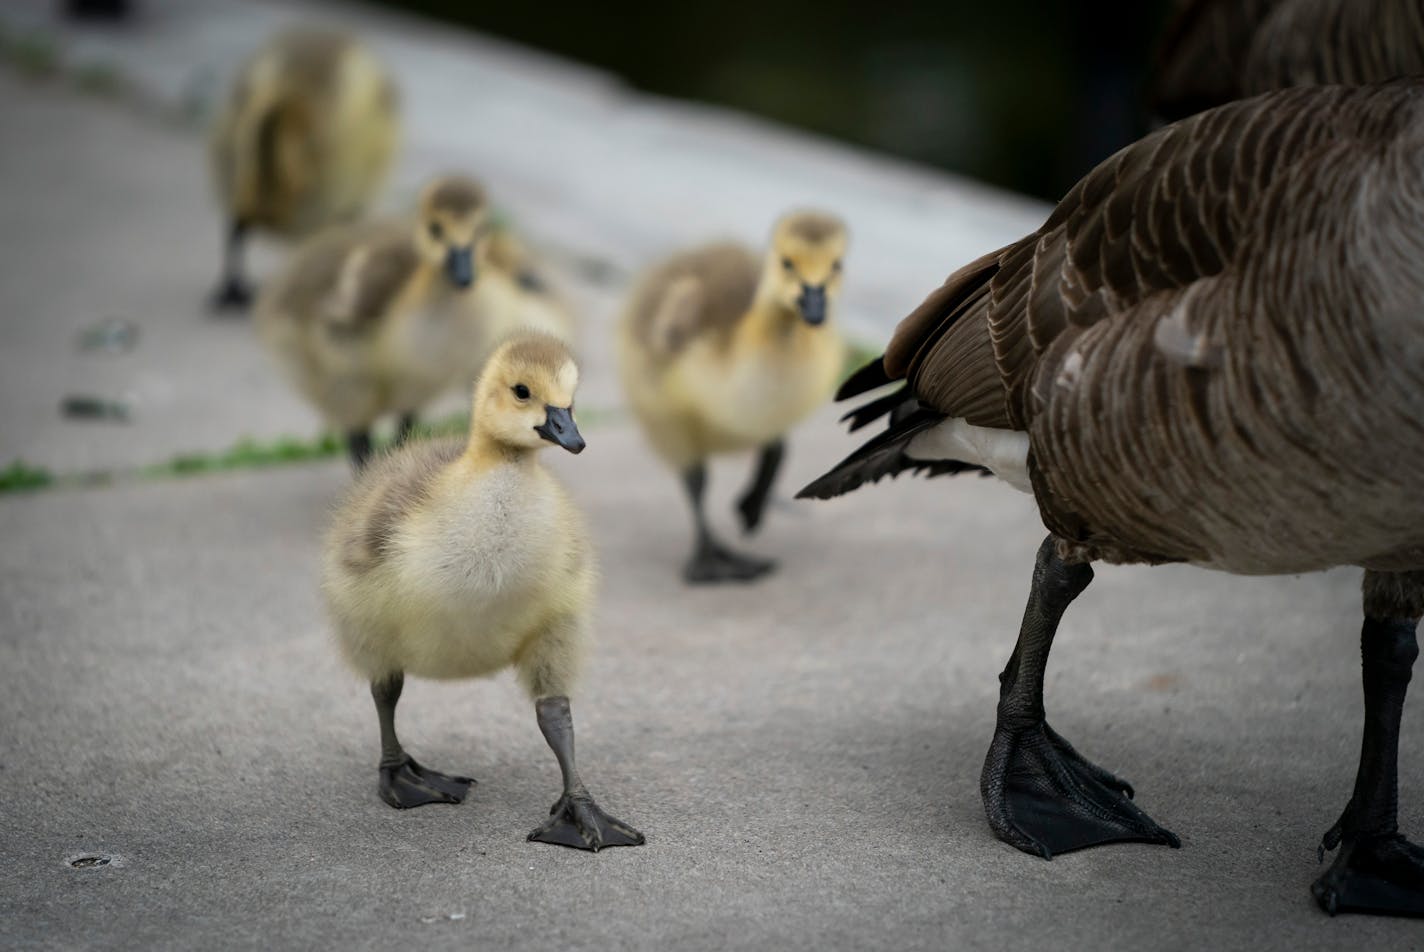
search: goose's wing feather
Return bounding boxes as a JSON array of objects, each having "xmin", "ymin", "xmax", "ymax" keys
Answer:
[
  {"xmin": 891, "ymin": 83, "xmax": 1400, "ymax": 432},
  {"xmin": 797, "ymin": 407, "xmax": 987, "ymax": 501},
  {"xmin": 805, "ymin": 82, "xmax": 1423, "ymax": 502}
]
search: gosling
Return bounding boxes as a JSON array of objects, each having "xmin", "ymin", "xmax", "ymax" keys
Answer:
[
  {"xmin": 256, "ymin": 175, "xmax": 487, "ymax": 470},
  {"xmin": 617, "ymin": 211, "xmax": 847, "ymax": 584},
  {"xmin": 208, "ymin": 28, "xmax": 399, "ymax": 312},
  {"xmin": 461, "ymin": 229, "xmax": 576, "ymax": 376},
  {"xmin": 323, "ymin": 334, "xmax": 643, "ymax": 852}
]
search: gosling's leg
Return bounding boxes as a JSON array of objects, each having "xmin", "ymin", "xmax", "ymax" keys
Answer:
[
  {"xmin": 681, "ymin": 462, "xmax": 775, "ymax": 584},
  {"xmin": 371, "ymin": 672, "xmax": 474, "ymax": 809},
  {"xmin": 209, "ymin": 219, "xmax": 255, "ymax": 313},
  {"xmin": 1313, "ymin": 570, "xmax": 1424, "ymax": 917},
  {"xmin": 981, "ymin": 536, "xmax": 1179, "ymax": 858},
  {"xmin": 527, "ymin": 696, "xmax": 644, "ymax": 851},
  {"xmin": 347, "ymin": 430, "xmax": 374, "ymax": 472},
  {"xmin": 394, "ymin": 413, "xmax": 419, "ymax": 448},
  {"xmin": 735, "ymin": 438, "xmax": 785, "ymax": 535}
]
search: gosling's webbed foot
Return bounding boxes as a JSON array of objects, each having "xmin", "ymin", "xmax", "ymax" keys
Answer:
[
  {"xmin": 682, "ymin": 543, "xmax": 776, "ymax": 585},
  {"xmin": 528, "ymin": 793, "xmax": 645, "ymax": 852},
  {"xmin": 1314, "ymin": 831, "xmax": 1424, "ymax": 918},
  {"xmin": 378, "ymin": 756, "xmax": 474, "ymax": 809},
  {"xmin": 209, "ymin": 278, "xmax": 255, "ymax": 314},
  {"xmin": 982, "ymin": 721, "xmax": 1179, "ymax": 858}
]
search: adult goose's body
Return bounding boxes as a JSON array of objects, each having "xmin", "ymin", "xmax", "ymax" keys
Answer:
[
  {"xmin": 801, "ymin": 81, "xmax": 1424, "ymax": 918},
  {"xmin": 1152, "ymin": 0, "xmax": 1424, "ymax": 120}
]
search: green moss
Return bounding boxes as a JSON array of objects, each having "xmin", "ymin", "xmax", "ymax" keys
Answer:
[
  {"xmin": 142, "ymin": 431, "xmax": 345, "ymax": 479},
  {"xmin": 0, "ymin": 460, "xmax": 55, "ymax": 493}
]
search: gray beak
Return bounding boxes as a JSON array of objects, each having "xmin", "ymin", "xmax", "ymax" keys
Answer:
[
  {"xmin": 445, "ymin": 246, "xmax": 475, "ymax": 288},
  {"xmin": 535, "ymin": 405, "xmax": 585, "ymax": 454},
  {"xmin": 797, "ymin": 284, "xmax": 827, "ymax": 325}
]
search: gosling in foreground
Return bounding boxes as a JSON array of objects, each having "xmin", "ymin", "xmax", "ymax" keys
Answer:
[{"xmin": 323, "ymin": 334, "xmax": 643, "ymax": 851}]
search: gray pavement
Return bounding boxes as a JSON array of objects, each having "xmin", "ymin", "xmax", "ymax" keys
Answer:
[{"xmin": 1, "ymin": 3, "xmax": 1422, "ymax": 951}]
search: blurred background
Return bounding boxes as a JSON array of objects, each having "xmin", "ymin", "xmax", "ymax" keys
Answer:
[{"xmin": 382, "ymin": 0, "xmax": 1176, "ymax": 202}]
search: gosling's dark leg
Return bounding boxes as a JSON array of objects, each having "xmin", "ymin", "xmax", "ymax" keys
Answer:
[
  {"xmin": 736, "ymin": 439, "xmax": 785, "ymax": 535},
  {"xmin": 681, "ymin": 462, "xmax": 776, "ymax": 584},
  {"xmin": 371, "ymin": 672, "xmax": 473, "ymax": 809},
  {"xmin": 347, "ymin": 430, "xmax": 373, "ymax": 472},
  {"xmin": 394, "ymin": 413, "xmax": 419, "ymax": 448},
  {"xmin": 209, "ymin": 219, "xmax": 255, "ymax": 313},
  {"xmin": 527, "ymin": 696, "xmax": 644, "ymax": 851},
  {"xmin": 981, "ymin": 536, "xmax": 1180, "ymax": 858},
  {"xmin": 1313, "ymin": 570, "xmax": 1424, "ymax": 917}
]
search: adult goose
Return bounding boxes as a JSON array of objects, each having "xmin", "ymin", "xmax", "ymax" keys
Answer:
[{"xmin": 801, "ymin": 80, "xmax": 1424, "ymax": 918}]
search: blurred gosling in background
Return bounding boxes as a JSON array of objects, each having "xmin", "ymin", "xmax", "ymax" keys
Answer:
[
  {"xmin": 322, "ymin": 334, "xmax": 644, "ymax": 851},
  {"xmin": 460, "ymin": 229, "xmax": 577, "ymax": 377},
  {"xmin": 208, "ymin": 28, "xmax": 399, "ymax": 312},
  {"xmin": 255, "ymin": 175, "xmax": 487, "ymax": 470},
  {"xmin": 617, "ymin": 211, "xmax": 847, "ymax": 584}
]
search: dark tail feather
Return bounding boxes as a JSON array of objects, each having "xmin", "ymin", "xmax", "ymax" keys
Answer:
[
  {"xmin": 797, "ymin": 407, "xmax": 986, "ymax": 500},
  {"xmin": 836, "ymin": 355, "xmax": 893, "ymax": 401},
  {"xmin": 839, "ymin": 385, "xmax": 914, "ymax": 433}
]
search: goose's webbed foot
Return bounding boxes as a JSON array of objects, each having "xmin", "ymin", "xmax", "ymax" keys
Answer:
[
  {"xmin": 683, "ymin": 540, "xmax": 776, "ymax": 584},
  {"xmin": 378, "ymin": 755, "xmax": 474, "ymax": 809},
  {"xmin": 209, "ymin": 278, "xmax": 254, "ymax": 313},
  {"xmin": 1314, "ymin": 825, "xmax": 1424, "ymax": 917},
  {"xmin": 982, "ymin": 720, "xmax": 1179, "ymax": 859},
  {"xmin": 528, "ymin": 793, "xmax": 645, "ymax": 851}
]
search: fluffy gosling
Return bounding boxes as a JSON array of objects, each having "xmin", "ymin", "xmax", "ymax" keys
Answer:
[
  {"xmin": 256, "ymin": 175, "xmax": 489, "ymax": 470},
  {"xmin": 208, "ymin": 28, "xmax": 399, "ymax": 312},
  {"xmin": 617, "ymin": 211, "xmax": 847, "ymax": 583},
  {"xmin": 322, "ymin": 333, "xmax": 643, "ymax": 851}
]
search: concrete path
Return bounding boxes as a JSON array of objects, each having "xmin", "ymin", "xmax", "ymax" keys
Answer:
[{"xmin": 0, "ymin": 3, "xmax": 1418, "ymax": 951}]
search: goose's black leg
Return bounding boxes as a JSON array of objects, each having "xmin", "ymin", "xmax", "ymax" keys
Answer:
[
  {"xmin": 1313, "ymin": 571, "xmax": 1424, "ymax": 918},
  {"xmin": 209, "ymin": 219, "xmax": 255, "ymax": 313},
  {"xmin": 736, "ymin": 439, "xmax": 785, "ymax": 534},
  {"xmin": 371, "ymin": 672, "xmax": 473, "ymax": 809},
  {"xmin": 347, "ymin": 430, "xmax": 374, "ymax": 472},
  {"xmin": 394, "ymin": 413, "xmax": 419, "ymax": 448},
  {"xmin": 681, "ymin": 462, "xmax": 775, "ymax": 584},
  {"xmin": 981, "ymin": 536, "xmax": 1180, "ymax": 858},
  {"xmin": 527, "ymin": 696, "xmax": 644, "ymax": 851}
]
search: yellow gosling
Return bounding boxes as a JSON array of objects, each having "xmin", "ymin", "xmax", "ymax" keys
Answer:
[
  {"xmin": 322, "ymin": 334, "xmax": 643, "ymax": 851},
  {"xmin": 617, "ymin": 210, "xmax": 848, "ymax": 583},
  {"xmin": 208, "ymin": 28, "xmax": 399, "ymax": 311},
  {"xmin": 255, "ymin": 175, "xmax": 489, "ymax": 469}
]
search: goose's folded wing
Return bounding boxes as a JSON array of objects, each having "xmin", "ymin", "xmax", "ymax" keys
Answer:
[{"xmin": 889, "ymin": 83, "xmax": 1407, "ymax": 431}]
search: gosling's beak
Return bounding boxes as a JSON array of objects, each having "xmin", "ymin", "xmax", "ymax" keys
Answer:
[
  {"xmin": 535, "ymin": 405, "xmax": 585, "ymax": 454},
  {"xmin": 445, "ymin": 245, "xmax": 475, "ymax": 289},
  {"xmin": 797, "ymin": 283, "xmax": 827, "ymax": 326}
]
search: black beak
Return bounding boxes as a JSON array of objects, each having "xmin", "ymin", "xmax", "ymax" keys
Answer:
[
  {"xmin": 797, "ymin": 283, "xmax": 827, "ymax": 325},
  {"xmin": 445, "ymin": 246, "xmax": 475, "ymax": 289},
  {"xmin": 535, "ymin": 405, "xmax": 585, "ymax": 454}
]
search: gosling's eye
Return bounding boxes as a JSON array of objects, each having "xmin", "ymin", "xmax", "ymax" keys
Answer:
[
  {"xmin": 512, "ymin": 383, "xmax": 531, "ymax": 400},
  {"xmin": 428, "ymin": 221, "xmax": 444, "ymax": 241},
  {"xmin": 781, "ymin": 257, "xmax": 795, "ymax": 272}
]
